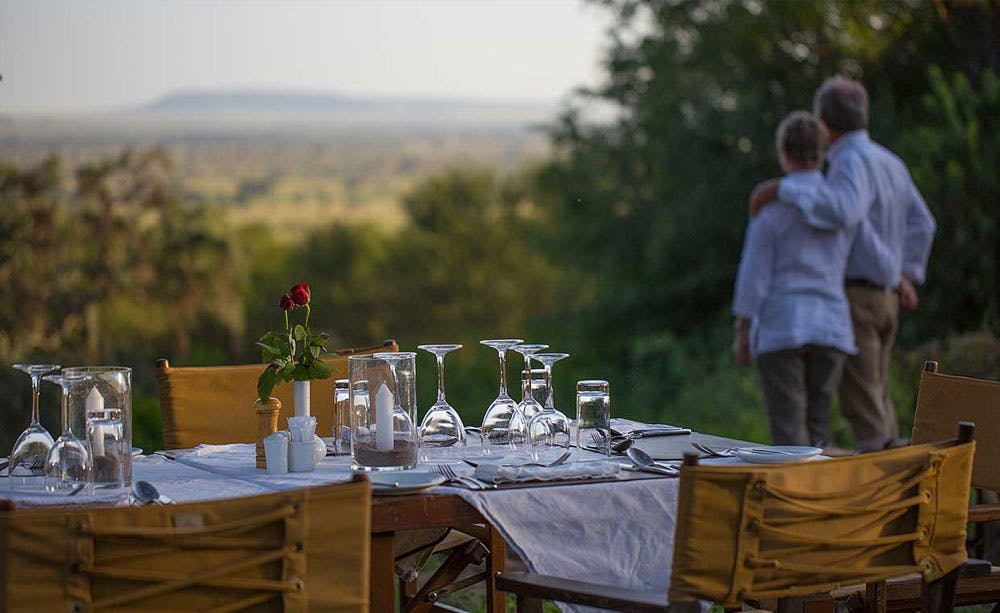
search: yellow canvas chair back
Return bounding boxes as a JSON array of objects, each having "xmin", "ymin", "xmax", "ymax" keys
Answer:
[
  {"xmin": 157, "ymin": 339, "xmax": 397, "ymax": 449},
  {"xmin": 668, "ymin": 436, "xmax": 975, "ymax": 609},
  {"xmin": 911, "ymin": 360, "xmax": 1000, "ymax": 492},
  {"xmin": 0, "ymin": 477, "xmax": 371, "ymax": 612}
]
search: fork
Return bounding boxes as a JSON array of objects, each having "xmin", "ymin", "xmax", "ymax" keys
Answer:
[
  {"xmin": 436, "ymin": 464, "xmax": 488, "ymax": 490},
  {"xmin": 591, "ymin": 430, "xmax": 633, "ymax": 454},
  {"xmin": 690, "ymin": 442, "xmax": 739, "ymax": 457},
  {"xmin": 464, "ymin": 450, "xmax": 571, "ymax": 469},
  {"xmin": 691, "ymin": 443, "xmax": 791, "ymax": 457}
]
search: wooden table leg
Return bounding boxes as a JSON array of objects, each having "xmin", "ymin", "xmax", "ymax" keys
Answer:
[
  {"xmin": 371, "ymin": 531, "xmax": 396, "ymax": 612},
  {"xmin": 486, "ymin": 523, "xmax": 506, "ymax": 613}
]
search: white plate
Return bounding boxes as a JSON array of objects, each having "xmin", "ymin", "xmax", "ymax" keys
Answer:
[
  {"xmin": 734, "ymin": 446, "xmax": 822, "ymax": 464},
  {"xmin": 367, "ymin": 472, "xmax": 446, "ymax": 495},
  {"xmin": 131, "ymin": 447, "xmax": 143, "ymax": 457}
]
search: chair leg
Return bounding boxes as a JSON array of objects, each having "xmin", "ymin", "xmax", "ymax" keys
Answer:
[
  {"xmin": 403, "ymin": 540, "xmax": 489, "ymax": 613},
  {"xmin": 515, "ymin": 595, "xmax": 544, "ymax": 613},
  {"xmin": 485, "ymin": 524, "xmax": 506, "ymax": 613},
  {"xmin": 865, "ymin": 581, "xmax": 886, "ymax": 613},
  {"xmin": 921, "ymin": 568, "xmax": 958, "ymax": 613}
]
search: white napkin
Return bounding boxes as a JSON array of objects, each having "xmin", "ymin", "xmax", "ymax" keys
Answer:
[{"xmin": 474, "ymin": 461, "xmax": 620, "ymax": 484}]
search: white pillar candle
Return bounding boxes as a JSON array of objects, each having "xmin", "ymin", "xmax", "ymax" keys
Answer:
[
  {"xmin": 86, "ymin": 388, "xmax": 105, "ymax": 456},
  {"xmin": 86, "ymin": 387, "xmax": 105, "ymax": 413},
  {"xmin": 375, "ymin": 383, "xmax": 394, "ymax": 452}
]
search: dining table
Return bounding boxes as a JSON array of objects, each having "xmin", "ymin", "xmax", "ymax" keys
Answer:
[{"xmin": 2, "ymin": 420, "xmax": 766, "ymax": 612}]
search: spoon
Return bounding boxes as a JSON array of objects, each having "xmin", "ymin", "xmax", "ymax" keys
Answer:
[
  {"xmin": 611, "ymin": 436, "xmax": 635, "ymax": 454},
  {"xmin": 132, "ymin": 480, "xmax": 162, "ymax": 505},
  {"xmin": 626, "ymin": 447, "xmax": 678, "ymax": 475}
]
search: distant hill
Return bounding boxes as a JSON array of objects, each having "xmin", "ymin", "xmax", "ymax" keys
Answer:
[
  {"xmin": 134, "ymin": 89, "xmax": 556, "ymax": 131},
  {"xmin": 0, "ymin": 89, "xmax": 559, "ymax": 143},
  {"xmin": 146, "ymin": 89, "xmax": 550, "ymax": 114}
]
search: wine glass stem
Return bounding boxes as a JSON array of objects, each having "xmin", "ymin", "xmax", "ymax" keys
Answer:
[
  {"xmin": 29, "ymin": 375, "xmax": 42, "ymax": 426},
  {"xmin": 436, "ymin": 354, "xmax": 447, "ymax": 404},
  {"xmin": 60, "ymin": 388, "xmax": 70, "ymax": 435},
  {"xmin": 497, "ymin": 350, "xmax": 508, "ymax": 398},
  {"xmin": 521, "ymin": 356, "xmax": 532, "ymax": 402},
  {"xmin": 544, "ymin": 365, "xmax": 554, "ymax": 409}
]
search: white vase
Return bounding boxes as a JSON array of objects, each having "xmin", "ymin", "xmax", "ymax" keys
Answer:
[{"xmin": 293, "ymin": 380, "xmax": 311, "ymax": 417}]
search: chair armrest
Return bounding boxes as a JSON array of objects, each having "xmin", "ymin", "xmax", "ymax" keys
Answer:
[
  {"xmin": 968, "ymin": 502, "xmax": 1000, "ymax": 523},
  {"xmin": 960, "ymin": 558, "xmax": 993, "ymax": 579},
  {"xmin": 494, "ymin": 571, "xmax": 679, "ymax": 612}
]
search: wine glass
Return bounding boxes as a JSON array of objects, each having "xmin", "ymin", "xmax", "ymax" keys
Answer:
[
  {"xmin": 42, "ymin": 372, "xmax": 92, "ymax": 493},
  {"xmin": 478, "ymin": 338, "xmax": 524, "ymax": 456},
  {"xmin": 527, "ymin": 352, "xmax": 571, "ymax": 461},
  {"xmin": 417, "ymin": 344, "xmax": 465, "ymax": 462},
  {"xmin": 9, "ymin": 364, "xmax": 60, "ymax": 485},
  {"xmin": 508, "ymin": 344, "xmax": 548, "ymax": 449}
]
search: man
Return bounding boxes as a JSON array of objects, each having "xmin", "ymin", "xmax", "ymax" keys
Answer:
[{"xmin": 748, "ymin": 76, "xmax": 936, "ymax": 452}]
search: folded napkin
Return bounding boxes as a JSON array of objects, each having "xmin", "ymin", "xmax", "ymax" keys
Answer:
[{"xmin": 474, "ymin": 461, "xmax": 620, "ymax": 484}]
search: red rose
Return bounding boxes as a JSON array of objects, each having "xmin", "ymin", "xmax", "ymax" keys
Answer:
[
  {"xmin": 290, "ymin": 282, "xmax": 310, "ymax": 306},
  {"xmin": 279, "ymin": 294, "xmax": 295, "ymax": 311}
]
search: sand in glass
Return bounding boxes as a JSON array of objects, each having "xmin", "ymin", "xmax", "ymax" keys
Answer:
[{"xmin": 9, "ymin": 364, "xmax": 60, "ymax": 486}]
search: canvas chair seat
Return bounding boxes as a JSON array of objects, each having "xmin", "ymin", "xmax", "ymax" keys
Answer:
[
  {"xmin": 156, "ymin": 339, "xmax": 398, "ymax": 449},
  {"xmin": 0, "ymin": 477, "xmax": 371, "ymax": 612}
]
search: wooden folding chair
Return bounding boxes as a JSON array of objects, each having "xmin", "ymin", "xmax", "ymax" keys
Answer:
[
  {"xmin": 880, "ymin": 361, "xmax": 1000, "ymax": 610},
  {"xmin": 496, "ymin": 424, "xmax": 977, "ymax": 612},
  {"xmin": 156, "ymin": 339, "xmax": 398, "ymax": 449},
  {"xmin": 0, "ymin": 477, "xmax": 371, "ymax": 612}
]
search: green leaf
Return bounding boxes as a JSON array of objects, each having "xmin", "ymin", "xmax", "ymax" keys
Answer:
[
  {"xmin": 257, "ymin": 365, "xmax": 278, "ymax": 403},
  {"xmin": 279, "ymin": 363, "xmax": 296, "ymax": 381},
  {"xmin": 309, "ymin": 345, "xmax": 321, "ymax": 359},
  {"xmin": 308, "ymin": 359, "xmax": 333, "ymax": 380},
  {"xmin": 293, "ymin": 324, "xmax": 307, "ymax": 342},
  {"xmin": 292, "ymin": 364, "xmax": 310, "ymax": 381}
]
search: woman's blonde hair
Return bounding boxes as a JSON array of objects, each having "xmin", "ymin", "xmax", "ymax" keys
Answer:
[{"xmin": 776, "ymin": 110, "xmax": 828, "ymax": 168}]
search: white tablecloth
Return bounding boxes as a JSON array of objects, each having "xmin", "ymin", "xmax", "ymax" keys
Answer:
[{"xmin": 3, "ymin": 422, "xmax": 723, "ymax": 612}]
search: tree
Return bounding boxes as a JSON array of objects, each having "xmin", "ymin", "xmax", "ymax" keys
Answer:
[{"xmin": 531, "ymin": 0, "xmax": 1000, "ymax": 426}]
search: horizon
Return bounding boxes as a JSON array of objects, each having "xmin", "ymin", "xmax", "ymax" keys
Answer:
[{"xmin": 0, "ymin": 0, "xmax": 610, "ymax": 115}]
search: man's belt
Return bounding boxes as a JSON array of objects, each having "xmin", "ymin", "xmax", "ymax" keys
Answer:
[{"xmin": 845, "ymin": 278, "xmax": 892, "ymax": 292}]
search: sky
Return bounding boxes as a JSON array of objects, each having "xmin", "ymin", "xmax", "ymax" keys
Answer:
[{"xmin": 0, "ymin": 0, "xmax": 612, "ymax": 114}]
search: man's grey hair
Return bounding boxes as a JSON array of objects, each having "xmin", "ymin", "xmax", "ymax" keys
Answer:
[{"xmin": 813, "ymin": 76, "xmax": 868, "ymax": 133}]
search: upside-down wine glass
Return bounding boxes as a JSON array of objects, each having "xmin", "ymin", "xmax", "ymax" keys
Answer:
[
  {"xmin": 507, "ymin": 344, "xmax": 548, "ymax": 450},
  {"xmin": 478, "ymin": 338, "xmax": 523, "ymax": 456},
  {"xmin": 9, "ymin": 364, "xmax": 60, "ymax": 485},
  {"xmin": 527, "ymin": 352, "xmax": 571, "ymax": 462},
  {"xmin": 417, "ymin": 344, "xmax": 465, "ymax": 462},
  {"xmin": 42, "ymin": 372, "xmax": 92, "ymax": 492}
]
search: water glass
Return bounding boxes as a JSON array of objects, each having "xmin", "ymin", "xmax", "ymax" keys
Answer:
[
  {"xmin": 87, "ymin": 408, "xmax": 127, "ymax": 489},
  {"xmin": 333, "ymin": 379, "xmax": 350, "ymax": 452},
  {"xmin": 576, "ymin": 380, "xmax": 611, "ymax": 455},
  {"xmin": 529, "ymin": 368, "xmax": 548, "ymax": 405}
]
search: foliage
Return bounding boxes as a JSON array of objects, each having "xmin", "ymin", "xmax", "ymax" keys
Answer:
[{"xmin": 530, "ymin": 0, "xmax": 1000, "ymax": 433}]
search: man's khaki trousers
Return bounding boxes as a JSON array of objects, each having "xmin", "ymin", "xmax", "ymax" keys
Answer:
[{"xmin": 842, "ymin": 285, "xmax": 900, "ymax": 451}]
